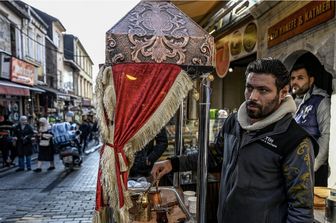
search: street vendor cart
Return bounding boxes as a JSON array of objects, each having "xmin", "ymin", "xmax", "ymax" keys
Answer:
[{"xmin": 93, "ymin": 0, "xmax": 215, "ymax": 223}]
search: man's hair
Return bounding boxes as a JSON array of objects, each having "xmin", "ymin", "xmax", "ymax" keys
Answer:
[
  {"xmin": 245, "ymin": 58, "xmax": 290, "ymax": 90},
  {"xmin": 291, "ymin": 63, "xmax": 314, "ymax": 78}
]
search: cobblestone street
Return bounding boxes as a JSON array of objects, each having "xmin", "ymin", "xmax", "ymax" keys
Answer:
[{"xmin": 0, "ymin": 150, "xmax": 99, "ymax": 223}]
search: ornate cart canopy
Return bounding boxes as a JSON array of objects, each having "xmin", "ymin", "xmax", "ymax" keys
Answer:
[{"xmin": 105, "ymin": 0, "xmax": 215, "ymax": 73}]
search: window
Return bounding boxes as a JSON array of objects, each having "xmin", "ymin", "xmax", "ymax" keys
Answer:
[
  {"xmin": 28, "ymin": 28, "xmax": 34, "ymax": 58},
  {"xmin": 53, "ymin": 31, "xmax": 60, "ymax": 48},
  {"xmin": 36, "ymin": 34, "xmax": 42, "ymax": 62},
  {"xmin": 57, "ymin": 70, "xmax": 62, "ymax": 90}
]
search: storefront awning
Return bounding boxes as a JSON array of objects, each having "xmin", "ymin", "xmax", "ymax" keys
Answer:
[
  {"xmin": 29, "ymin": 86, "xmax": 45, "ymax": 93},
  {"xmin": 0, "ymin": 80, "xmax": 30, "ymax": 96},
  {"xmin": 37, "ymin": 85, "xmax": 71, "ymax": 100}
]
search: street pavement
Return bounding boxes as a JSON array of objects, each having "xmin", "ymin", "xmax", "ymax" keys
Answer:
[{"xmin": 0, "ymin": 143, "xmax": 101, "ymax": 223}]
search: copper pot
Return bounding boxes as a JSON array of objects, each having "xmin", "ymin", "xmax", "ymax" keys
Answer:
[{"xmin": 149, "ymin": 190, "xmax": 162, "ymax": 208}]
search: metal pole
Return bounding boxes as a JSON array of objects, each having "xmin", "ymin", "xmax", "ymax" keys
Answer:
[
  {"xmin": 197, "ymin": 77, "xmax": 210, "ymax": 223},
  {"xmin": 188, "ymin": 80, "xmax": 198, "ymax": 120},
  {"xmin": 173, "ymin": 103, "xmax": 184, "ymax": 187}
]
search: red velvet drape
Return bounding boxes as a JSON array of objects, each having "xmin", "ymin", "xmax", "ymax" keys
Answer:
[{"xmin": 96, "ymin": 63, "xmax": 182, "ymax": 210}]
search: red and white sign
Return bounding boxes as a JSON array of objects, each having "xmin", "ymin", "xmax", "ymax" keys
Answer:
[
  {"xmin": 11, "ymin": 57, "xmax": 35, "ymax": 86},
  {"xmin": 215, "ymin": 42, "xmax": 230, "ymax": 78}
]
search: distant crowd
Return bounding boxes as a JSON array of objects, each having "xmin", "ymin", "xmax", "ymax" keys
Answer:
[{"xmin": 0, "ymin": 114, "xmax": 99, "ymax": 172}]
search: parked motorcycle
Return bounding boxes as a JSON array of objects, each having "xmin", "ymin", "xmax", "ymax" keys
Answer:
[{"xmin": 57, "ymin": 130, "xmax": 82, "ymax": 170}]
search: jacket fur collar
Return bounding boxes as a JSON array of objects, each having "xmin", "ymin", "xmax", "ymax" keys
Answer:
[{"xmin": 237, "ymin": 95, "xmax": 296, "ymax": 131}]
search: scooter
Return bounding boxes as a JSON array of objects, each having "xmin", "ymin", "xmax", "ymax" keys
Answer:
[{"xmin": 57, "ymin": 131, "xmax": 82, "ymax": 169}]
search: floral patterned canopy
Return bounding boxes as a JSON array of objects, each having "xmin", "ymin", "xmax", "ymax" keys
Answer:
[{"xmin": 105, "ymin": 0, "xmax": 214, "ymax": 71}]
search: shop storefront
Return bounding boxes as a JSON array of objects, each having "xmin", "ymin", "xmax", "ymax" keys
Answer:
[
  {"xmin": 213, "ymin": 19, "xmax": 257, "ymax": 113},
  {"xmin": 0, "ymin": 54, "xmax": 36, "ymax": 123},
  {"xmin": 209, "ymin": 19, "xmax": 258, "ymax": 142},
  {"xmin": 10, "ymin": 57, "xmax": 36, "ymax": 122},
  {"xmin": 67, "ymin": 95, "xmax": 82, "ymax": 123},
  {"xmin": 37, "ymin": 85, "xmax": 71, "ymax": 121}
]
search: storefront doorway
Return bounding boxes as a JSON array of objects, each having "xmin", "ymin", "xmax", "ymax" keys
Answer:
[
  {"xmin": 222, "ymin": 53, "xmax": 256, "ymax": 113},
  {"xmin": 284, "ymin": 51, "xmax": 333, "ymax": 96}
]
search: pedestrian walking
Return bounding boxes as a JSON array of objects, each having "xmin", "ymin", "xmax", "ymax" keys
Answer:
[
  {"xmin": 13, "ymin": 116, "xmax": 34, "ymax": 171},
  {"xmin": 79, "ymin": 118, "xmax": 91, "ymax": 153},
  {"xmin": 34, "ymin": 117, "xmax": 55, "ymax": 172},
  {"xmin": 151, "ymin": 58, "xmax": 317, "ymax": 223}
]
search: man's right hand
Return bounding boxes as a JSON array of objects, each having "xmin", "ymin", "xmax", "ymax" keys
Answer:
[{"xmin": 151, "ymin": 160, "xmax": 172, "ymax": 180}]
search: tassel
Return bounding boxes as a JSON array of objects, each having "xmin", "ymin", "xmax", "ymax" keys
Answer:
[
  {"xmin": 119, "ymin": 152, "xmax": 128, "ymax": 173},
  {"xmin": 102, "ymin": 66, "xmax": 112, "ymax": 86}
]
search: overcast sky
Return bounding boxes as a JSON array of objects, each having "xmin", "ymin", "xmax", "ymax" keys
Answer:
[{"xmin": 23, "ymin": 0, "xmax": 140, "ymax": 82}]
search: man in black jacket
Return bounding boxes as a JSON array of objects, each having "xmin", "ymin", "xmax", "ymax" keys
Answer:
[
  {"xmin": 129, "ymin": 127, "xmax": 168, "ymax": 178},
  {"xmin": 151, "ymin": 58, "xmax": 316, "ymax": 223},
  {"xmin": 12, "ymin": 116, "xmax": 34, "ymax": 171}
]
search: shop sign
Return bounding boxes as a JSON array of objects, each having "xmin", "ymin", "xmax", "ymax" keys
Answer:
[
  {"xmin": 58, "ymin": 95, "xmax": 71, "ymax": 101},
  {"xmin": 0, "ymin": 53, "xmax": 11, "ymax": 79},
  {"xmin": 47, "ymin": 108, "xmax": 57, "ymax": 113},
  {"xmin": 268, "ymin": 0, "xmax": 335, "ymax": 48},
  {"xmin": 215, "ymin": 42, "xmax": 230, "ymax": 78},
  {"xmin": 37, "ymin": 66, "xmax": 44, "ymax": 82},
  {"xmin": 229, "ymin": 21, "xmax": 257, "ymax": 60},
  {"xmin": 11, "ymin": 57, "xmax": 35, "ymax": 86},
  {"xmin": 215, "ymin": 21, "xmax": 257, "ymax": 78},
  {"xmin": 82, "ymin": 98, "xmax": 91, "ymax": 106}
]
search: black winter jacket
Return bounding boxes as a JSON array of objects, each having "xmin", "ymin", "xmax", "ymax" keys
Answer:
[
  {"xmin": 171, "ymin": 113, "xmax": 316, "ymax": 223},
  {"xmin": 13, "ymin": 124, "xmax": 34, "ymax": 156},
  {"xmin": 217, "ymin": 113, "xmax": 315, "ymax": 223},
  {"xmin": 130, "ymin": 128, "xmax": 168, "ymax": 177}
]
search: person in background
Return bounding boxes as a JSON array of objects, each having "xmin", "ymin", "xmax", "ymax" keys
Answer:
[
  {"xmin": 129, "ymin": 127, "xmax": 168, "ymax": 178},
  {"xmin": 34, "ymin": 117, "xmax": 55, "ymax": 172},
  {"xmin": 152, "ymin": 58, "xmax": 317, "ymax": 223},
  {"xmin": 0, "ymin": 115, "xmax": 14, "ymax": 167},
  {"xmin": 290, "ymin": 63, "xmax": 331, "ymax": 186},
  {"xmin": 89, "ymin": 116, "xmax": 99, "ymax": 145},
  {"xmin": 13, "ymin": 116, "xmax": 34, "ymax": 172},
  {"xmin": 79, "ymin": 118, "xmax": 91, "ymax": 153},
  {"xmin": 212, "ymin": 109, "xmax": 228, "ymax": 138}
]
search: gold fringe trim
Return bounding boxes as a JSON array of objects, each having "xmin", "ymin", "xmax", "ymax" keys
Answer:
[
  {"xmin": 96, "ymin": 67, "xmax": 192, "ymax": 223},
  {"xmin": 100, "ymin": 144, "xmax": 118, "ymax": 220},
  {"xmin": 95, "ymin": 66, "xmax": 110, "ymax": 141},
  {"xmin": 92, "ymin": 208, "xmax": 114, "ymax": 223},
  {"xmin": 125, "ymin": 70, "xmax": 193, "ymax": 159},
  {"xmin": 95, "ymin": 66, "xmax": 116, "ymax": 142}
]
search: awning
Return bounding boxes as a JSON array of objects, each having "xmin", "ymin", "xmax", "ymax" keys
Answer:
[
  {"xmin": 37, "ymin": 85, "xmax": 71, "ymax": 100},
  {"xmin": 0, "ymin": 80, "xmax": 30, "ymax": 96},
  {"xmin": 36, "ymin": 85, "xmax": 60, "ymax": 95},
  {"xmin": 29, "ymin": 86, "xmax": 45, "ymax": 93}
]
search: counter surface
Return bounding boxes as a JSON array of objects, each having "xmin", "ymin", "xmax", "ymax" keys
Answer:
[{"xmin": 314, "ymin": 208, "xmax": 325, "ymax": 223}]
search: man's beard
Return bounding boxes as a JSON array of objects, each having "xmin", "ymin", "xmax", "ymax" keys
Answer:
[
  {"xmin": 291, "ymin": 83, "xmax": 310, "ymax": 96},
  {"xmin": 246, "ymin": 95, "xmax": 279, "ymax": 120}
]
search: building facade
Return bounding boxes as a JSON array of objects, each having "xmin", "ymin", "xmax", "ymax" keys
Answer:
[
  {"xmin": 0, "ymin": 1, "xmax": 46, "ymax": 124},
  {"xmin": 64, "ymin": 34, "xmax": 93, "ymax": 121}
]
